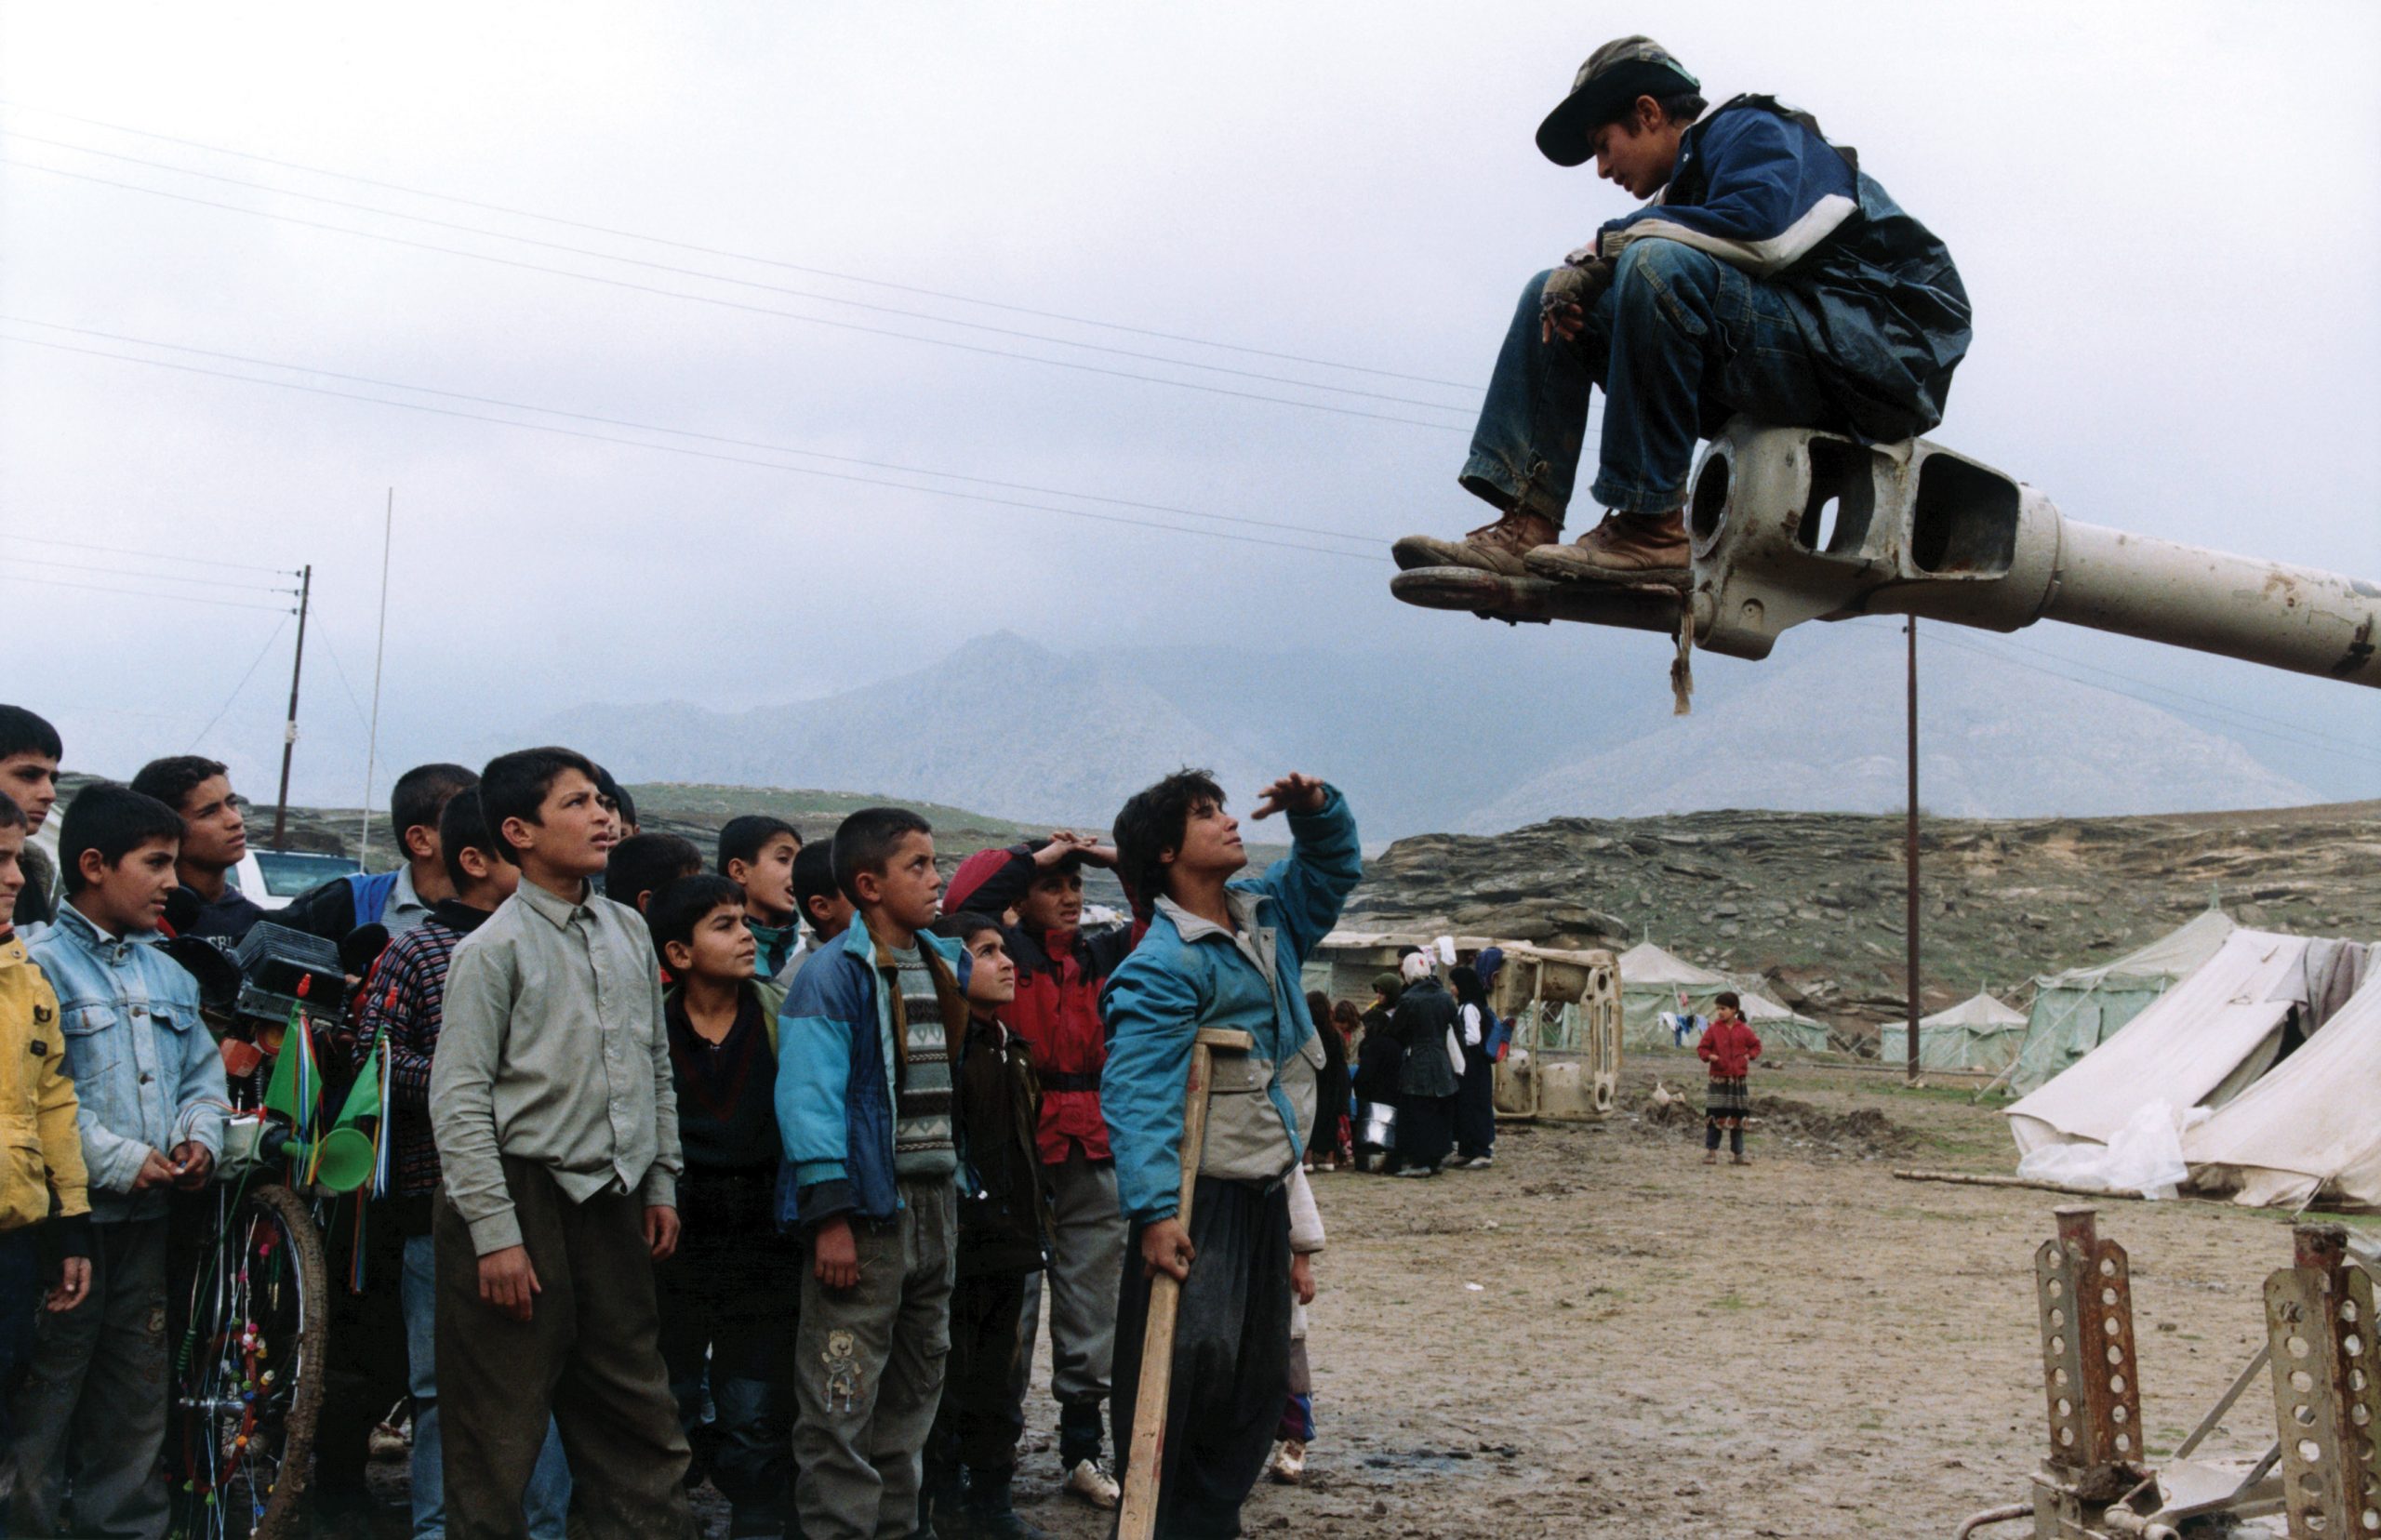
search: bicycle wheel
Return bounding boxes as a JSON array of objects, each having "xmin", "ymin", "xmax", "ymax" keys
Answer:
[{"xmin": 174, "ymin": 1182, "xmax": 329, "ymax": 1540}]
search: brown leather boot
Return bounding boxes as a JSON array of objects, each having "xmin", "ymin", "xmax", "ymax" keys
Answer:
[
  {"xmin": 1523, "ymin": 509, "xmax": 1690, "ymax": 583},
  {"xmin": 1391, "ymin": 508, "xmax": 1561, "ymax": 575}
]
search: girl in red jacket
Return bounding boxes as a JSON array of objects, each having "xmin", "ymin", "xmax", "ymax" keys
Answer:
[{"xmin": 1696, "ymin": 991, "xmax": 1762, "ymax": 1166}]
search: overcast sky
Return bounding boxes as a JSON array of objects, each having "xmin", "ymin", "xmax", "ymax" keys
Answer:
[{"xmin": 3, "ymin": 1, "xmax": 2376, "ymax": 813}]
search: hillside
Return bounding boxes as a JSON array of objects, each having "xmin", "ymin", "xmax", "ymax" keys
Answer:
[
  {"xmin": 1464, "ymin": 631, "xmax": 2320, "ymax": 829},
  {"xmin": 1342, "ymin": 798, "xmax": 2381, "ymax": 1040}
]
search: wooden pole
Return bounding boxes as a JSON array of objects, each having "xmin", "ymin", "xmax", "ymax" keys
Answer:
[
  {"xmin": 1906, "ymin": 616, "xmax": 1922, "ymax": 1082},
  {"xmin": 270, "ymin": 564, "xmax": 312, "ymax": 849},
  {"xmin": 1118, "ymin": 1026, "xmax": 1254, "ymax": 1540}
]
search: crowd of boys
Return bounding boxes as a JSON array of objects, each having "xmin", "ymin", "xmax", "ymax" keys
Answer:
[{"xmin": 0, "ymin": 699, "xmax": 1359, "ymax": 1540}]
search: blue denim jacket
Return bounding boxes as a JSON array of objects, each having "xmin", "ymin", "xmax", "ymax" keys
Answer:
[{"xmin": 27, "ymin": 905, "xmax": 228, "ymax": 1222}]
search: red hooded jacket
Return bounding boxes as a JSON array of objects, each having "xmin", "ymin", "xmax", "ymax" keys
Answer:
[
  {"xmin": 948, "ymin": 845, "xmax": 1138, "ymax": 1165},
  {"xmin": 1697, "ymin": 1014, "xmax": 1763, "ymax": 1080}
]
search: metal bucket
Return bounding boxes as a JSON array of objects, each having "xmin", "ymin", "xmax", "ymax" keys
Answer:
[{"xmin": 1359, "ymin": 1100, "xmax": 1397, "ymax": 1148}]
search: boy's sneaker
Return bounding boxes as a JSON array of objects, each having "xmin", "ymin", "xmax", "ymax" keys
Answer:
[
  {"xmin": 1061, "ymin": 1458, "xmax": 1121, "ymax": 1509},
  {"xmin": 1269, "ymin": 1439, "xmax": 1308, "ymax": 1484}
]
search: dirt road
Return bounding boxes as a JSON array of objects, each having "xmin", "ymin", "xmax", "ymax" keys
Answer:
[{"xmin": 996, "ymin": 1051, "xmax": 2348, "ymax": 1539}]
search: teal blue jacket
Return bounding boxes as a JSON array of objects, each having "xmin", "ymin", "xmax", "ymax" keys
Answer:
[
  {"xmin": 1099, "ymin": 790, "xmax": 1361, "ymax": 1224},
  {"xmin": 774, "ymin": 920, "xmax": 971, "ymax": 1228}
]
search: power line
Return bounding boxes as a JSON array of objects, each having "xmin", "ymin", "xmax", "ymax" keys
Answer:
[
  {"xmin": 5, "ymin": 317, "xmax": 1386, "ymax": 547},
  {"xmin": 0, "ymin": 554, "xmax": 299, "ymax": 595},
  {"xmin": 0, "ymin": 99, "xmax": 1478, "ymax": 391},
  {"xmin": 1, "ymin": 330, "xmax": 1394, "ymax": 563},
  {"xmin": 7, "ymin": 532, "xmax": 299, "ymax": 575},
  {"xmin": 2, "ymin": 157, "xmax": 1474, "ymax": 434},
  {"xmin": 1, "ymin": 128, "xmax": 1482, "ymax": 416},
  {"xmin": 188, "ymin": 614, "xmax": 291, "ymax": 750},
  {"xmin": 0, "ymin": 570, "xmax": 297, "ymax": 613}
]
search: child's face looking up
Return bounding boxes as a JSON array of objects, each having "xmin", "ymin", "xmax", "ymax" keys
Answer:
[
  {"xmin": 738, "ymin": 834, "xmax": 800, "ymax": 923},
  {"xmin": 508, "ymin": 769, "xmax": 615, "ymax": 883},
  {"xmin": 861, "ymin": 830, "xmax": 941, "ymax": 935},
  {"xmin": 963, "ymin": 929, "xmax": 1017, "ymax": 1007}
]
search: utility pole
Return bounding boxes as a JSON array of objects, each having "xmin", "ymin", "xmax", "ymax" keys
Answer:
[
  {"xmin": 270, "ymin": 564, "xmax": 313, "ymax": 849},
  {"xmin": 1905, "ymin": 616, "xmax": 1922, "ymax": 1082},
  {"xmin": 358, "ymin": 489, "xmax": 393, "ymax": 868}
]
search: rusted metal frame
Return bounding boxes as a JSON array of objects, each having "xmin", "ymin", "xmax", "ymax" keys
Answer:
[
  {"xmin": 2262, "ymin": 1222, "xmax": 2381, "ymax": 1539},
  {"xmin": 2036, "ymin": 1207, "xmax": 2148, "ymax": 1500}
]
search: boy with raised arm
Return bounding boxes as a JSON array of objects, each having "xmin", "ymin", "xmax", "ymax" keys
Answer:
[
  {"xmin": 1101, "ymin": 771, "xmax": 1360, "ymax": 1539},
  {"xmin": 430, "ymin": 748, "xmax": 693, "ymax": 1540},
  {"xmin": 776, "ymin": 807, "xmax": 970, "ymax": 1540}
]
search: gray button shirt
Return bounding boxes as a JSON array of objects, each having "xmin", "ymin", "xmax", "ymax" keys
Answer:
[{"xmin": 431, "ymin": 876, "xmax": 682, "ymax": 1255}]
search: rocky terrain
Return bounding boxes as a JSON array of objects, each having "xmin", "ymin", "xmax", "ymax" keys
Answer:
[{"xmin": 1342, "ymin": 799, "xmax": 2381, "ymax": 1042}]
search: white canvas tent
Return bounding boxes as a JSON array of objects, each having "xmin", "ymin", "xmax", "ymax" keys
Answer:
[
  {"xmin": 2002, "ymin": 909, "xmax": 2236, "ymax": 1094},
  {"xmin": 1619, "ymin": 942, "xmax": 1832, "ymax": 1052},
  {"xmin": 1738, "ymin": 989, "xmax": 1832, "ymax": 1054},
  {"xmin": 1880, "ymin": 991, "xmax": 2028, "ymax": 1073},
  {"xmin": 2007, "ymin": 929, "xmax": 2368, "ymax": 1158},
  {"xmin": 2185, "ymin": 971, "xmax": 2381, "ymax": 1210},
  {"xmin": 1618, "ymin": 941, "xmax": 1733, "ymax": 1046}
]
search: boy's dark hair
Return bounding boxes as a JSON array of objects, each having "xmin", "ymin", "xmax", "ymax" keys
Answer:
[
  {"xmin": 129, "ymin": 754, "xmax": 227, "ymax": 816},
  {"xmin": 831, "ymin": 807, "xmax": 932, "ymax": 905},
  {"xmin": 0, "ymin": 790, "xmax": 23, "ymax": 830},
  {"xmin": 607, "ymin": 833, "xmax": 704, "ymax": 911},
  {"xmin": 0, "ymin": 706, "xmax": 61, "ymax": 763},
  {"xmin": 718, "ymin": 814, "xmax": 800, "ymax": 874},
  {"xmin": 930, "ymin": 912, "xmax": 1001, "ymax": 948},
  {"xmin": 392, "ymin": 763, "xmax": 477, "ymax": 844},
  {"xmin": 1112, "ymin": 769, "xmax": 1225, "ymax": 912},
  {"xmin": 1714, "ymin": 989, "xmax": 1742, "ymax": 1011},
  {"xmin": 793, "ymin": 841, "xmax": 842, "ymax": 925},
  {"xmin": 592, "ymin": 764, "xmax": 636, "ymax": 826},
  {"xmin": 437, "ymin": 787, "xmax": 505, "ymax": 892},
  {"xmin": 1599, "ymin": 89, "xmax": 1706, "ymax": 130},
  {"xmin": 59, "ymin": 783, "xmax": 182, "ymax": 894},
  {"xmin": 478, "ymin": 747, "xmax": 598, "ymax": 866},
  {"xmin": 646, "ymin": 872, "xmax": 747, "ymax": 962}
]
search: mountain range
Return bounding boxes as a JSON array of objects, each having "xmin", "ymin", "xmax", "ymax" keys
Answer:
[{"xmin": 523, "ymin": 628, "xmax": 2321, "ymax": 839}]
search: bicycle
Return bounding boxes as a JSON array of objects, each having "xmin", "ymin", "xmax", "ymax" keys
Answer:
[{"xmin": 167, "ymin": 923, "xmax": 373, "ymax": 1540}]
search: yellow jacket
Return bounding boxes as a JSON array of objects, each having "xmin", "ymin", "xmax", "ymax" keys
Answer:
[{"xmin": 0, "ymin": 931, "xmax": 91, "ymax": 1231}]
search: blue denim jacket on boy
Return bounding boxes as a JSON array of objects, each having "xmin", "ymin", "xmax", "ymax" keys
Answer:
[
  {"xmin": 774, "ymin": 921, "xmax": 972, "ymax": 1229},
  {"xmin": 1099, "ymin": 789, "xmax": 1362, "ymax": 1225},
  {"xmin": 28, "ymin": 905, "xmax": 228, "ymax": 1222}
]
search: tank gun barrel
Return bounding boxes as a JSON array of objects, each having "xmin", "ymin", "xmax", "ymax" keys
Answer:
[{"xmin": 1677, "ymin": 421, "xmax": 2380, "ymax": 686}]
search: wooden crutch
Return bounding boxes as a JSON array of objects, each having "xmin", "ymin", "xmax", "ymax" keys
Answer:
[{"xmin": 1117, "ymin": 1025, "xmax": 1255, "ymax": 1540}]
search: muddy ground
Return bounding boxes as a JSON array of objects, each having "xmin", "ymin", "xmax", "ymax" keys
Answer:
[
  {"xmin": 361, "ymin": 1050, "xmax": 2366, "ymax": 1537},
  {"xmin": 999, "ymin": 1049, "xmax": 2366, "ymax": 1539}
]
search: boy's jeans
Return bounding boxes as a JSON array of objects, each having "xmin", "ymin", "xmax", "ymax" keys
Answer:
[
  {"xmin": 1006, "ymin": 1148, "xmax": 1124, "ymax": 1467},
  {"xmin": 1460, "ymin": 242, "xmax": 1849, "ymax": 521},
  {"xmin": 654, "ymin": 1186, "xmax": 796, "ymax": 1533},
  {"xmin": 7, "ymin": 1217, "xmax": 168, "ymax": 1540},
  {"xmin": 401, "ymin": 1232, "xmax": 571, "ymax": 1539},
  {"xmin": 793, "ymin": 1178, "xmax": 956, "ymax": 1540}
]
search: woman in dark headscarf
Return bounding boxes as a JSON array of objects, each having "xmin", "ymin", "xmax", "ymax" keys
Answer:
[
  {"xmin": 1303, "ymin": 989, "xmax": 1350, "ymax": 1173},
  {"xmin": 1449, "ymin": 964, "xmax": 1498, "ymax": 1168},
  {"xmin": 1350, "ymin": 973, "xmax": 1405, "ymax": 1173},
  {"xmin": 1385, "ymin": 951, "xmax": 1458, "ymax": 1177}
]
